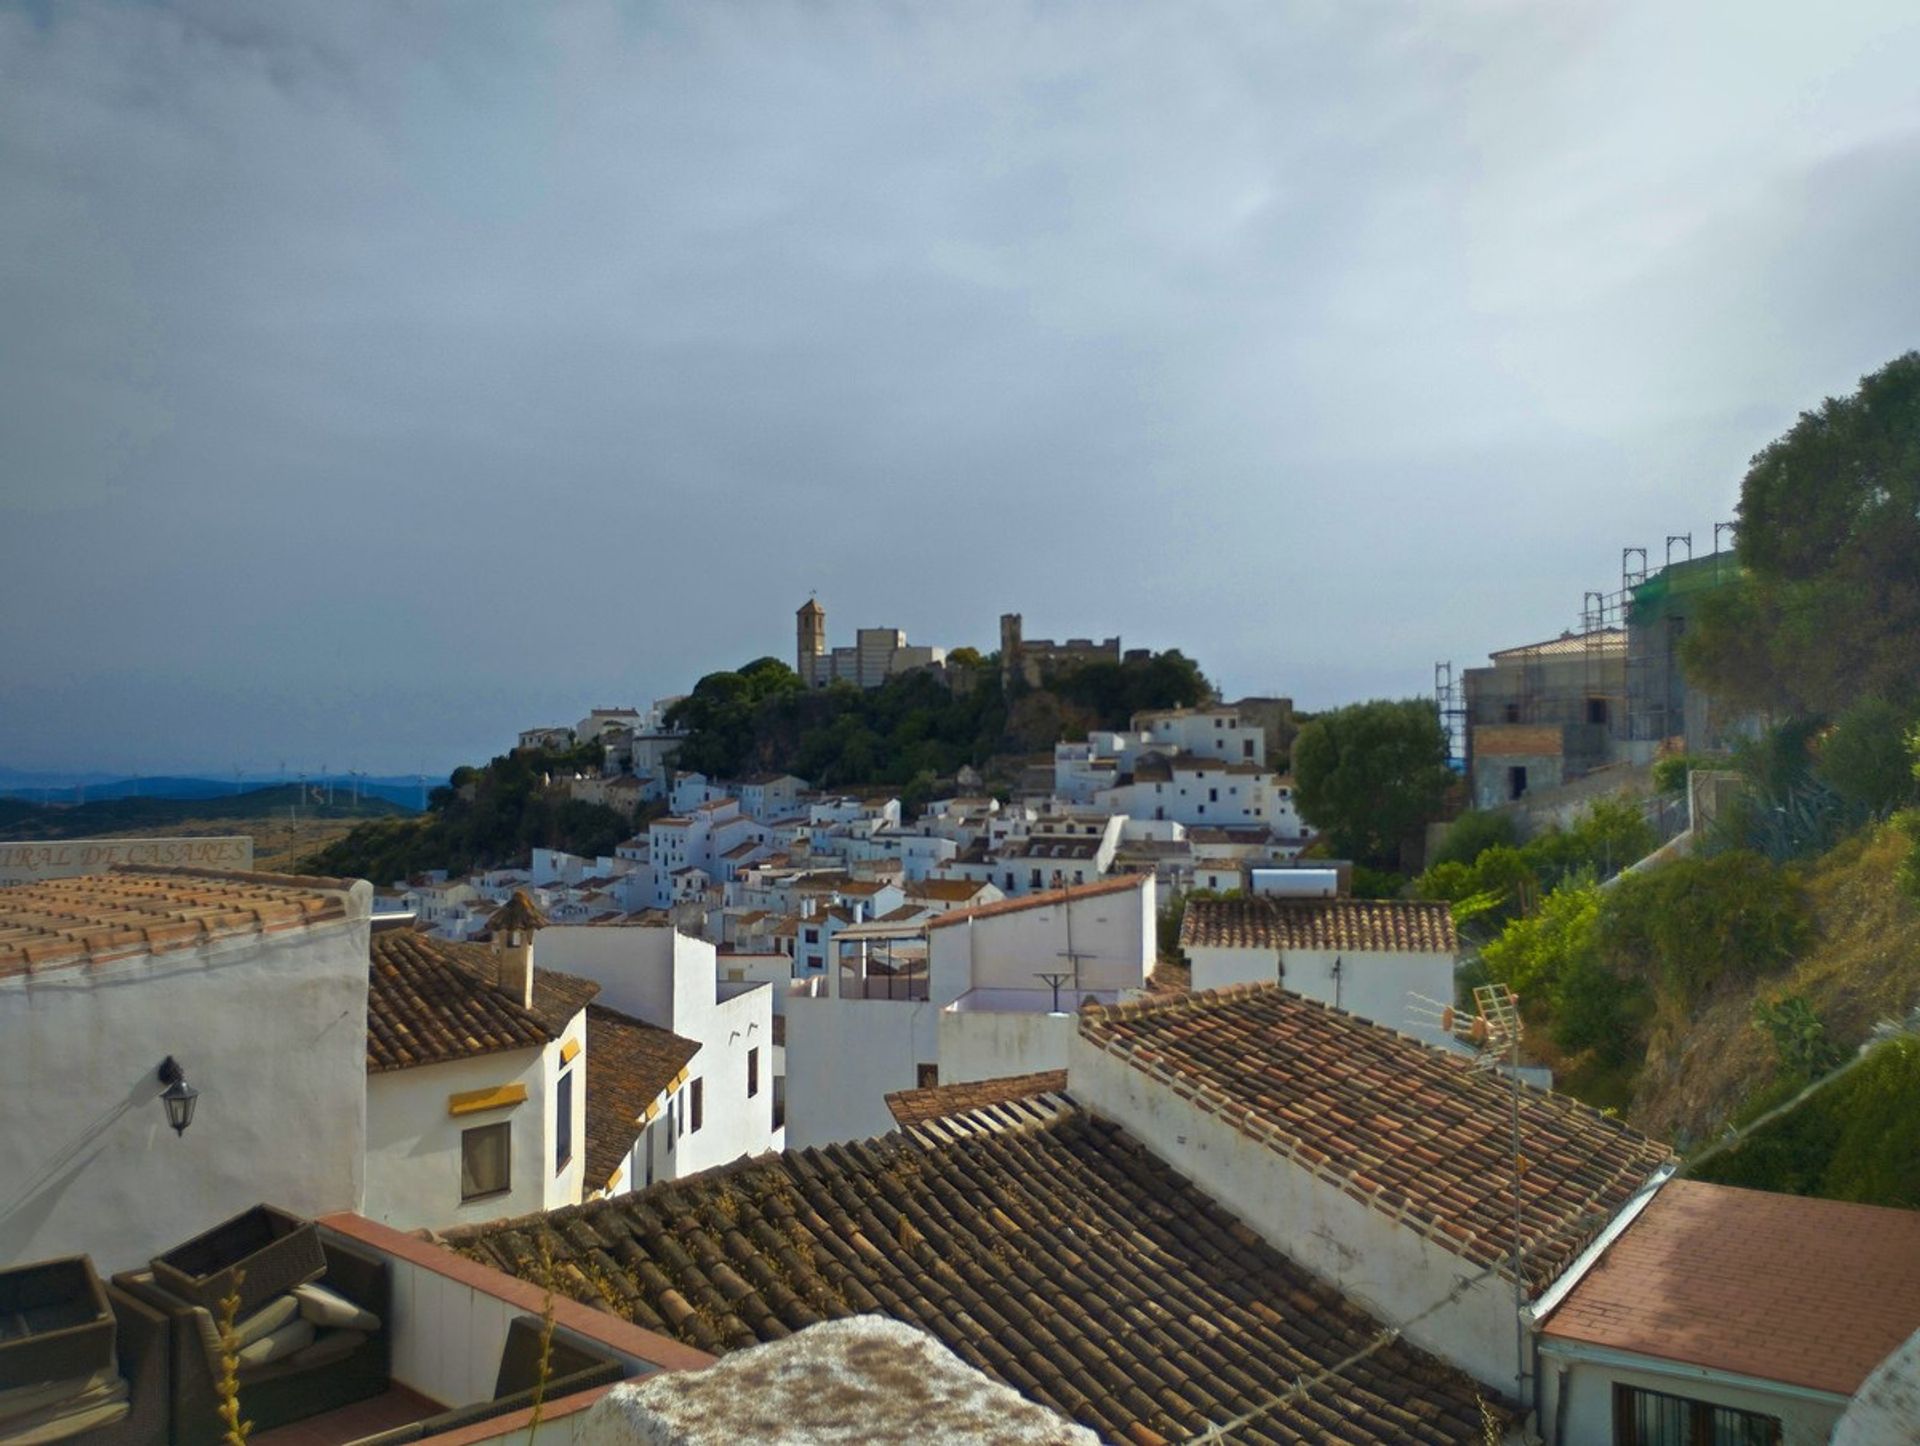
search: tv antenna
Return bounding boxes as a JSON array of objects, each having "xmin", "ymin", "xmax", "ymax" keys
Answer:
[
  {"xmin": 1409, "ymin": 983, "xmax": 1528, "ymax": 1405},
  {"xmin": 1056, "ymin": 888, "xmax": 1097, "ymax": 1006},
  {"xmin": 1035, "ymin": 970, "xmax": 1073, "ymax": 1014}
]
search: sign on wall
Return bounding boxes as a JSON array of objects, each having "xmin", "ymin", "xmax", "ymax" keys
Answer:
[{"xmin": 0, "ymin": 835, "xmax": 255, "ymax": 886}]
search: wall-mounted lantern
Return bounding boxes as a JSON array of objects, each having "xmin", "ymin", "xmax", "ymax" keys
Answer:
[{"xmin": 157, "ymin": 1057, "xmax": 199, "ymax": 1137}]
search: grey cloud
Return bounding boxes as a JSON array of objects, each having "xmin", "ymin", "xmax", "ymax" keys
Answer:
[{"xmin": 2, "ymin": 0, "xmax": 1916, "ymax": 773}]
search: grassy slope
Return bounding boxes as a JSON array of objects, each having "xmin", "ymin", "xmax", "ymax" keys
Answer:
[{"xmin": 1628, "ymin": 821, "xmax": 1920, "ymax": 1144}]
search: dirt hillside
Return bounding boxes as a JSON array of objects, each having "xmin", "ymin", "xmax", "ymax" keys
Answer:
[{"xmin": 1630, "ymin": 822, "xmax": 1920, "ymax": 1144}]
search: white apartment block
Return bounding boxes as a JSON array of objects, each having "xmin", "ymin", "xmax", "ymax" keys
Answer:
[
  {"xmin": 534, "ymin": 922, "xmax": 780, "ymax": 1187},
  {"xmin": 783, "ymin": 874, "xmax": 1156, "ymax": 1148}
]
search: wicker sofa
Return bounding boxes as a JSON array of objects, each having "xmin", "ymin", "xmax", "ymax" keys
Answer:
[{"xmin": 112, "ymin": 1234, "xmax": 389, "ymax": 1446}]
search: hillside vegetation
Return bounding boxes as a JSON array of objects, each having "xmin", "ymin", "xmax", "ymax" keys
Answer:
[
  {"xmin": 1631, "ymin": 819, "xmax": 1920, "ymax": 1144},
  {"xmin": 665, "ymin": 650, "xmax": 1212, "ymax": 794},
  {"xmin": 303, "ymin": 743, "xmax": 630, "ymax": 885}
]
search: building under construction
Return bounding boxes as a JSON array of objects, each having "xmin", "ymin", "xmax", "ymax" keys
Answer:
[{"xmin": 1445, "ymin": 536, "xmax": 1745, "ymax": 811}]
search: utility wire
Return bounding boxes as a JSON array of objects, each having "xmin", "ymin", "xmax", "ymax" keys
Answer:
[{"xmin": 1181, "ymin": 1014, "xmax": 1918, "ymax": 1444}]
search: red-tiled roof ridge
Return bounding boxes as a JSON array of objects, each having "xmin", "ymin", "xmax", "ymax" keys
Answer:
[
  {"xmin": 1179, "ymin": 895, "xmax": 1457, "ymax": 954},
  {"xmin": 116, "ymin": 862, "xmax": 360, "ymax": 892},
  {"xmin": 0, "ymin": 867, "xmax": 362, "ymax": 979},
  {"xmin": 1079, "ymin": 982, "xmax": 1672, "ymax": 1292},
  {"xmin": 884, "ymin": 1069, "xmax": 1070, "ymax": 1128},
  {"xmin": 367, "ymin": 931, "xmax": 599, "ymax": 1072},
  {"xmin": 924, "ymin": 873, "xmax": 1148, "ymax": 930}
]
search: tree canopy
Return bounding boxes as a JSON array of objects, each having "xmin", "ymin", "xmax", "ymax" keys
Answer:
[
  {"xmin": 1685, "ymin": 352, "xmax": 1920, "ymax": 715},
  {"xmin": 304, "ymin": 740, "xmax": 630, "ymax": 884},
  {"xmin": 1290, "ymin": 698, "xmax": 1452, "ymax": 869},
  {"xmin": 664, "ymin": 648, "xmax": 1212, "ymax": 790}
]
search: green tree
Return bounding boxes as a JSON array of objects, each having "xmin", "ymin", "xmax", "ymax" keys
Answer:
[
  {"xmin": 1816, "ymin": 697, "xmax": 1920, "ymax": 815},
  {"xmin": 1290, "ymin": 699, "xmax": 1452, "ymax": 869},
  {"xmin": 1428, "ymin": 810, "xmax": 1517, "ymax": 869},
  {"xmin": 1684, "ymin": 352, "xmax": 1920, "ymax": 715}
]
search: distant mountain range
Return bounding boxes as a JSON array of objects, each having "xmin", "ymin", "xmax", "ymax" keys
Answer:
[
  {"xmin": 0, "ymin": 771, "xmax": 428, "ymax": 810},
  {"xmin": 0, "ymin": 782, "xmax": 415, "ymax": 842}
]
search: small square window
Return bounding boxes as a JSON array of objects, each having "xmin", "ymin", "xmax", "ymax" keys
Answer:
[{"xmin": 461, "ymin": 1122, "xmax": 511, "ymax": 1202}]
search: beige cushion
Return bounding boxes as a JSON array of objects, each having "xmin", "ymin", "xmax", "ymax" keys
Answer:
[
  {"xmin": 0, "ymin": 1377, "xmax": 129, "ymax": 1444},
  {"xmin": 230, "ymin": 1291, "xmax": 301, "ymax": 1347},
  {"xmin": 232, "ymin": 1317, "xmax": 315, "ymax": 1370},
  {"xmin": 0, "ymin": 1370, "xmax": 119, "ymax": 1425},
  {"xmin": 292, "ymin": 1281, "xmax": 382, "ymax": 1332},
  {"xmin": 286, "ymin": 1327, "xmax": 368, "ymax": 1371}
]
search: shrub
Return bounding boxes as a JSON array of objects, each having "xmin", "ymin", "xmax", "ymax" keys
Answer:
[
  {"xmin": 1752, "ymin": 994, "xmax": 1843, "ymax": 1080},
  {"xmin": 1429, "ymin": 810, "xmax": 1516, "ymax": 869},
  {"xmin": 1815, "ymin": 697, "xmax": 1920, "ymax": 815},
  {"xmin": 1693, "ymin": 1036, "xmax": 1920, "ymax": 1207},
  {"xmin": 1601, "ymin": 851, "xmax": 1811, "ymax": 1007},
  {"xmin": 1524, "ymin": 797, "xmax": 1657, "ymax": 887},
  {"xmin": 1652, "ymin": 755, "xmax": 1702, "ymax": 794},
  {"xmin": 1479, "ymin": 880, "xmax": 1648, "ymax": 1065}
]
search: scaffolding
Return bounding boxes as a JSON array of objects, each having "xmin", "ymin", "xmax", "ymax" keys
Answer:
[{"xmin": 1434, "ymin": 661, "xmax": 1467, "ymax": 770}]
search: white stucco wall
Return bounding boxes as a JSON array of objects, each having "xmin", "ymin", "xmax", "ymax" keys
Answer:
[
  {"xmin": 0, "ymin": 899, "xmax": 371, "ymax": 1272},
  {"xmin": 364, "ymin": 1014, "xmax": 586, "ymax": 1233},
  {"xmin": 784, "ymin": 992, "xmax": 938, "ymax": 1148},
  {"xmin": 536, "ymin": 925, "xmax": 775, "ymax": 1175},
  {"xmin": 938, "ymin": 1008, "xmax": 1074, "ymax": 1085},
  {"xmin": 928, "ymin": 880, "xmax": 1154, "ymax": 1005},
  {"xmin": 539, "ymin": 925, "xmax": 679, "ymax": 1022},
  {"xmin": 1540, "ymin": 1348, "xmax": 1845, "ymax": 1446},
  {"xmin": 673, "ymin": 984, "xmax": 775, "ymax": 1176},
  {"xmin": 1188, "ymin": 944, "xmax": 1456, "ymax": 1047},
  {"xmin": 1067, "ymin": 1028, "xmax": 1522, "ymax": 1394}
]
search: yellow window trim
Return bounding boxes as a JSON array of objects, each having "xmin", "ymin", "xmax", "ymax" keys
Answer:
[
  {"xmin": 447, "ymin": 1082, "xmax": 528, "ymax": 1117},
  {"xmin": 559, "ymin": 1037, "xmax": 582, "ymax": 1065}
]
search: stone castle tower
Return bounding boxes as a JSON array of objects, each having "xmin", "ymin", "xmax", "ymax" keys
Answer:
[
  {"xmin": 797, "ymin": 597, "xmax": 826, "ymax": 685},
  {"xmin": 999, "ymin": 613, "xmax": 1023, "ymax": 686}
]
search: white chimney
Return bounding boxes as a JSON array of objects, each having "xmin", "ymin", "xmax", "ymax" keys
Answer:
[{"xmin": 493, "ymin": 926, "xmax": 535, "ymax": 1008}]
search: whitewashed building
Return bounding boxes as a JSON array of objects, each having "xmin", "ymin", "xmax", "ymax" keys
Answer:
[
  {"xmin": 784, "ymin": 873, "xmax": 1156, "ymax": 1148},
  {"xmin": 1537, "ymin": 1179, "xmax": 1920, "ymax": 1446},
  {"xmin": 533, "ymin": 921, "xmax": 779, "ymax": 1181},
  {"xmin": 363, "ymin": 902, "xmax": 595, "ymax": 1232},
  {"xmin": 1179, "ymin": 895, "xmax": 1458, "ymax": 1047},
  {"xmin": 1068, "ymin": 983, "xmax": 1673, "ymax": 1399},
  {"xmin": 0, "ymin": 867, "xmax": 373, "ymax": 1271}
]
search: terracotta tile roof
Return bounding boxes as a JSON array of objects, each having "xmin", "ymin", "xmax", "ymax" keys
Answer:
[
  {"xmin": 1079, "ymin": 985, "xmax": 1672, "ymax": 1293},
  {"xmin": 1180, "ymin": 896, "xmax": 1457, "ymax": 954},
  {"xmin": 884, "ymin": 1070, "xmax": 1069, "ymax": 1127},
  {"xmin": 1541, "ymin": 1179, "xmax": 1920, "ymax": 1394},
  {"xmin": 925, "ymin": 874, "xmax": 1148, "ymax": 931},
  {"xmin": 906, "ymin": 879, "xmax": 994, "ymax": 903},
  {"xmin": 0, "ymin": 866, "xmax": 356, "ymax": 978},
  {"xmin": 366, "ymin": 932, "xmax": 600, "ymax": 1073},
  {"xmin": 583, "ymin": 1004, "xmax": 701, "ymax": 1190},
  {"xmin": 450, "ymin": 1108, "xmax": 1495, "ymax": 1443}
]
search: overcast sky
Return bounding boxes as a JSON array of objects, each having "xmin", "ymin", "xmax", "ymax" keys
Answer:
[{"xmin": 3, "ymin": 1, "xmax": 1917, "ymax": 778}]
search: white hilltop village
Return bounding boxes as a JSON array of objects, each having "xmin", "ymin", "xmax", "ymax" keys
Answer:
[{"xmin": 0, "ymin": 598, "xmax": 1915, "ymax": 1445}]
